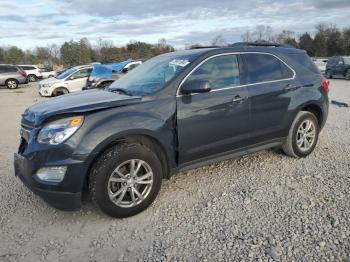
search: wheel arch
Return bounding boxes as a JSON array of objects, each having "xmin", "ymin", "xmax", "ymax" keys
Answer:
[
  {"xmin": 300, "ymin": 103, "xmax": 323, "ymax": 127},
  {"xmin": 83, "ymin": 132, "xmax": 171, "ymax": 193}
]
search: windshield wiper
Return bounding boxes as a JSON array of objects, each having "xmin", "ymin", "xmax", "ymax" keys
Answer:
[{"xmin": 111, "ymin": 88, "xmax": 133, "ymax": 96}]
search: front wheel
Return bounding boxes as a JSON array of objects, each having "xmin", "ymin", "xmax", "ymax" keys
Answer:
[
  {"xmin": 89, "ymin": 143, "xmax": 162, "ymax": 218},
  {"xmin": 52, "ymin": 87, "xmax": 69, "ymax": 96},
  {"xmin": 28, "ymin": 74, "xmax": 37, "ymax": 82},
  {"xmin": 345, "ymin": 70, "xmax": 350, "ymax": 80},
  {"xmin": 282, "ymin": 111, "xmax": 319, "ymax": 158}
]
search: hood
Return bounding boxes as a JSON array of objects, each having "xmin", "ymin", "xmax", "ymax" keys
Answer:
[
  {"xmin": 39, "ymin": 77, "xmax": 61, "ymax": 85},
  {"xmin": 23, "ymin": 90, "xmax": 142, "ymax": 125}
]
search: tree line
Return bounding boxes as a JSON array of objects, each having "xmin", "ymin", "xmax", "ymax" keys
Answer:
[
  {"xmin": 0, "ymin": 23, "xmax": 349, "ymax": 67},
  {"xmin": 239, "ymin": 24, "xmax": 350, "ymax": 57},
  {"xmin": 0, "ymin": 38, "xmax": 174, "ymax": 67}
]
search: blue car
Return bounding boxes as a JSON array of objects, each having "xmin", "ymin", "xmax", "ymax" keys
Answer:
[{"xmin": 85, "ymin": 60, "xmax": 142, "ymax": 90}]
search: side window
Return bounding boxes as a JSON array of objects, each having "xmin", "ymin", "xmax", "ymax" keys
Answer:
[
  {"xmin": 127, "ymin": 63, "xmax": 140, "ymax": 71},
  {"xmin": 186, "ymin": 55, "xmax": 240, "ymax": 90},
  {"xmin": 71, "ymin": 69, "xmax": 91, "ymax": 79},
  {"xmin": 243, "ymin": 54, "xmax": 293, "ymax": 83},
  {"xmin": 6, "ymin": 66, "xmax": 18, "ymax": 73}
]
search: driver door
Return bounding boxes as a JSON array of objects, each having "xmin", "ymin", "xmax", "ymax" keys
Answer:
[
  {"xmin": 176, "ymin": 54, "xmax": 250, "ymax": 164},
  {"xmin": 67, "ymin": 68, "xmax": 92, "ymax": 92}
]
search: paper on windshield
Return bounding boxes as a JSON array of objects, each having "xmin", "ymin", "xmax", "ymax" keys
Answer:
[{"xmin": 169, "ymin": 59, "xmax": 190, "ymax": 67}]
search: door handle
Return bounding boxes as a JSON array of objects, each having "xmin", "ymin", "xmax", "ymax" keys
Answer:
[
  {"xmin": 232, "ymin": 95, "xmax": 246, "ymax": 103},
  {"xmin": 284, "ymin": 84, "xmax": 301, "ymax": 92}
]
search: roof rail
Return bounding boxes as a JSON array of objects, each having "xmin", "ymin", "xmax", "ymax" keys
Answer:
[
  {"xmin": 189, "ymin": 46, "xmax": 220, "ymax": 49},
  {"xmin": 230, "ymin": 42, "xmax": 293, "ymax": 48}
]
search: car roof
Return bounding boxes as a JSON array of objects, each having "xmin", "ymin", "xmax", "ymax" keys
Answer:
[
  {"xmin": 74, "ymin": 65, "xmax": 93, "ymax": 69},
  {"xmin": 167, "ymin": 44, "xmax": 304, "ymax": 58}
]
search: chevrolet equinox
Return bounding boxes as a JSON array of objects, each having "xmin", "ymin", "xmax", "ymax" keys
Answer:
[{"xmin": 14, "ymin": 43, "xmax": 329, "ymax": 218}]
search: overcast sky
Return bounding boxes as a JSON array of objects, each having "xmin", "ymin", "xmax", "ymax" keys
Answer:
[{"xmin": 0, "ymin": 0, "xmax": 349, "ymax": 49}]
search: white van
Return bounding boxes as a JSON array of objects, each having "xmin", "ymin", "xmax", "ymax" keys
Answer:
[{"xmin": 38, "ymin": 65, "xmax": 92, "ymax": 97}]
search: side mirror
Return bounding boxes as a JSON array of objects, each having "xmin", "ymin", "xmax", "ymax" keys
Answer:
[
  {"xmin": 181, "ymin": 79, "xmax": 211, "ymax": 95},
  {"xmin": 122, "ymin": 68, "xmax": 128, "ymax": 74}
]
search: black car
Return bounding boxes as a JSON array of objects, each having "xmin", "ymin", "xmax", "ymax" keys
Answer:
[
  {"xmin": 325, "ymin": 56, "xmax": 350, "ymax": 80},
  {"xmin": 14, "ymin": 43, "xmax": 329, "ymax": 218}
]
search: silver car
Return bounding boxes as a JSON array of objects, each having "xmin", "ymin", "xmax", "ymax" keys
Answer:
[{"xmin": 0, "ymin": 64, "xmax": 28, "ymax": 89}]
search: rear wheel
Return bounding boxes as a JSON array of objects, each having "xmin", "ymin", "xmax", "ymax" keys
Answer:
[
  {"xmin": 325, "ymin": 70, "xmax": 333, "ymax": 79},
  {"xmin": 89, "ymin": 143, "xmax": 162, "ymax": 218},
  {"xmin": 28, "ymin": 74, "xmax": 37, "ymax": 82},
  {"xmin": 6, "ymin": 79, "xmax": 19, "ymax": 89},
  {"xmin": 282, "ymin": 111, "xmax": 319, "ymax": 158},
  {"xmin": 52, "ymin": 87, "xmax": 69, "ymax": 96},
  {"xmin": 345, "ymin": 70, "xmax": 350, "ymax": 80}
]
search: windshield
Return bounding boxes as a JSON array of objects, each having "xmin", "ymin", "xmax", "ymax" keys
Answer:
[
  {"xmin": 56, "ymin": 68, "xmax": 76, "ymax": 79},
  {"xmin": 344, "ymin": 57, "xmax": 350, "ymax": 65},
  {"xmin": 109, "ymin": 54, "xmax": 193, "ymax": 96}
]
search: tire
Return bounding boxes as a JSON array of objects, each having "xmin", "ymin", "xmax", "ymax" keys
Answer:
[
  {"xmin": 28, "ymin": 74, "xmax": 37, "ymax": 82},
  {"xmin": 52, "ymin": 87, "xmax": 69, "ymax": 96},
  {"xmin": 6, "ymin": 79, "xmax": 19, "ymax": 89},
  {"xmin": 325, "ymin": 70, "xmax": 333, "ymax": 79},
  {"xmin": 345, "ymin": 70, "xmax": 350, "ymax": 80},
  {"xmin": 282, "ymin": 111, "xmax": 319, "ymax": 158},
  {"xmin": 89, "ymin": 143, "xmax": 162, "ymax": 218}
]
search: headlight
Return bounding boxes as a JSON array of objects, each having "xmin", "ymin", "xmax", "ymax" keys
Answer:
[
  {"xmin": 41, "ymin": 83, "xmax": 52, "ymax": 88},
  {"xmin": 37, "ymin": 116, "xmax": 84, "ymax": 145}
]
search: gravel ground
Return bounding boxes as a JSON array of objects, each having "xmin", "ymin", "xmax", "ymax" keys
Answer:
[{"xmin": 0, "ymin": 80, "xmax": 349, "ymax": 262}]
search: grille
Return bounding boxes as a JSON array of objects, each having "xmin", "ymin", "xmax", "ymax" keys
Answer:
[{"xmin": 18, "ymin": 138, "xmax": 28, "ymax": 155}]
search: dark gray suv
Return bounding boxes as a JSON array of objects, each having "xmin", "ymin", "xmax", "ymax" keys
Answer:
[
  {"xmin": 0, "ymin": 64, "xmax": 28, "ymax": 89},
  {"xmin": 325, "ymin": 56, "xmax": 350, "ymax": 80},
  {"xmin": 14, "ymin": 43, "xmax": 329, "ymax": 218}
]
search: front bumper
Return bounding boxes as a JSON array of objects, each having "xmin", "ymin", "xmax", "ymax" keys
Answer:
[{"xmin": 14, "ymin": 152, "xmax": 84, "ymax": 211}]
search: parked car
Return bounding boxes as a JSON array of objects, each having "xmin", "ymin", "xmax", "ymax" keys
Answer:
[
  {"xmin": 325, "ymin": 56, "xmax": 350, "ymax": 80},
  {"xmin": 14, "ymin": 43, "xmax": 329, "ymax": 218},
  {"xmin": 18, "ymin": 65, "xmax": 42, "ymax": 82},
  {"xmin": 312, "ymin": 58, "xmax": 328, "ymax": 74},
  {"xmin": 38, "ymin": 65, "xmax": 93, "ymax": 96},
  {"xmin": 0, "ymin": 64, "xmax": 28, "ymax": 89},
  {"xmin": 85, "ymin": 60, "xmax": 142, "ymax": 90},
  {"xmin": 40, "ymin": 68, "xmax": 57, "ymax": 79}
]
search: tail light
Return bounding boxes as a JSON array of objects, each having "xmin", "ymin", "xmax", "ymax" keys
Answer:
[
  {"xmin": 322, "ymin": 79, "xmax": 329, "ymax": 94},
  {"xmin": 19, "ymin": 69, "xmax": 27, "ymax": 77}
]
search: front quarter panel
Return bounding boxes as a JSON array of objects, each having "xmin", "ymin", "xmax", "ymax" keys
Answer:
[{"xmin": 67, "ymin": 97, "xmax": 177, "ymax": 174}]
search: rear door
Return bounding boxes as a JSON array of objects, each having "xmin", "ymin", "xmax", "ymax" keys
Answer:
[
  {"xmin": 241, "ymin": 53, "xmax": 297, "ymax": 144},
  {"xmin": 177, "ymin": 54, "xmax": 250, "ymax": 164}
]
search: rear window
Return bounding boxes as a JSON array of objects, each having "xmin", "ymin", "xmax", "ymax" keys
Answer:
[
  {"xmin": 243, "ymin": 53, "xmax": 294, "ymax": 84},
  {"xmin": 343, "ymin": 57, "xmax": 350, "ymax": 64},
  {"xmin": 287, "ymin": 53, "xmax": 320, "ymax": 74}
]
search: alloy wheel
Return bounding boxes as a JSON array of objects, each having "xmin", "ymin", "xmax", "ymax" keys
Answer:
[
  {"xmin": 7, "ymin": 80, "xmax": 17, "ymax": 89},
  {"xmin": 107, "ymin": 159, "xmax": 154, "ymax": 208},
  {"xmin": 296, "ymin": 119, "xmax": 316, "ymax": 152}
]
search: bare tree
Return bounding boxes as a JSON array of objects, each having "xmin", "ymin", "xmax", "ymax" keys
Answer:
[
  {"xmin": 241, "ymin": 31, "xmax": 253, "ymax": 42},
  {"xmin": 211, "ymin": 34, "xmax": 227, "ymax": 46}
]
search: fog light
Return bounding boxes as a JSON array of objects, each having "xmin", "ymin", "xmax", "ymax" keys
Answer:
[{"xmin": 35, "ymin": 166, "xmax": 67, "ymax": 182}]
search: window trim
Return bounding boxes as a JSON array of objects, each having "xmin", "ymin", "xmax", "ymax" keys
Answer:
[{"xmin": 176, "ymin": 52, "xmax": 296, "ymax": 97}]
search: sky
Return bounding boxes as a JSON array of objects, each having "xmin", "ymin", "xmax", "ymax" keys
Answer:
[{"xmin": 0, "ymin": 0, "xmax": 349, "ymax": 49}]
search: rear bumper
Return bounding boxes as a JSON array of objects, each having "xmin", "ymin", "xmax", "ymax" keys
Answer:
[{"xmin": 14, "ymin": 153, "xmax": 83, "ymax": 211}]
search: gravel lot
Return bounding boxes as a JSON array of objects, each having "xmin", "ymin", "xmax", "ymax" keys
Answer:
[{"xmin": 0, "ymin": 80, "xmax": 349, "ymax": 261}]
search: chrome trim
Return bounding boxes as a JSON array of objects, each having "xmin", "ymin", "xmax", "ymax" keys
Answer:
[{"xmin": 176, "ymin": 52, "xmax": 296, "ymax": 97}]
